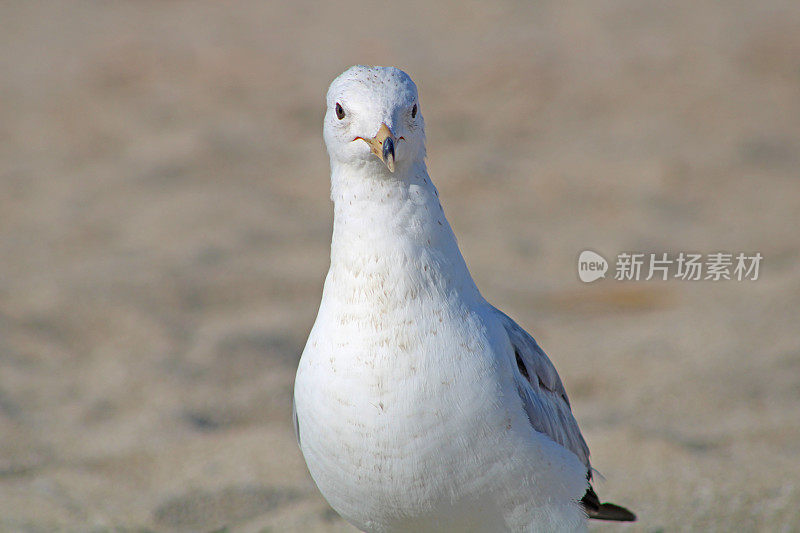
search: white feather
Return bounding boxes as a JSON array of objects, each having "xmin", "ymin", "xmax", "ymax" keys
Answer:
[{"xmin": 294, "ymin": 66, "xmax": 589, "ymax": 532}]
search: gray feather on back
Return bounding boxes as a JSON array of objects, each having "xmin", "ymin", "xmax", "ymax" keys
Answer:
[{"xmin": 494, "ymin": 308, "xmax": 591, "ymax": 469}]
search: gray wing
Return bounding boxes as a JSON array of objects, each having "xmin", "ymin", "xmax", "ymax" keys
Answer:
[{"xmin": 494, "ymin": 308, "xmax": 591, "ymax": 468}]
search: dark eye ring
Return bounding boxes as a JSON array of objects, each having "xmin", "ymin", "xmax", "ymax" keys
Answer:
[
  {"xmin": 411, "ymin": 103, "xmax": 417, "ymax": 118},
  {"xmin": 335, "ymin": 103, "xmax": 345, "ymax": 120}
]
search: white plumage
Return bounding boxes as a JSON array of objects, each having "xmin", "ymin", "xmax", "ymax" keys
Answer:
[{"xmin": 293, "ymin": 65, "xmax": 633, "ymax": 532}]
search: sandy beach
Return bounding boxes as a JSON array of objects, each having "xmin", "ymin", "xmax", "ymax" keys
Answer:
[{"xmin": 1, "ymin": 1, "xmax": 799, "ymax": 531}]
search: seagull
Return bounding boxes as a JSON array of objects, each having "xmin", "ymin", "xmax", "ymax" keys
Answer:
[{"xmin": 293, "ymin": 65, "xmax": 635, "ymax": 532}]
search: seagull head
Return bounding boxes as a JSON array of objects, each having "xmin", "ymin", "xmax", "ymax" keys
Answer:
[{"xmin": 324, "ymin": 65, "xmax": 425, "ymax": 175}]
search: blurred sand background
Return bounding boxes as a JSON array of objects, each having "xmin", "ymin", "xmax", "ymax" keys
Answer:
[{"xmin": 1, "ymin": 1, "xmax": 799, "ymax": 531}]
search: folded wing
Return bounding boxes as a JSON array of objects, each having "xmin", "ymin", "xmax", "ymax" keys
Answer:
[{"xmin": 493, "ymin": 308, "xmax": 590, "ymax": 468}]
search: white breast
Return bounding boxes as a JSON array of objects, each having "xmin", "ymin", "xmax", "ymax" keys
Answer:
[
  {"xmin": 294, "ymin": 165, "xmax": 587, "ymax": 532},
  {"xmin": 295, "ymin": 260, "xmax": 585, "ymax": 531}
]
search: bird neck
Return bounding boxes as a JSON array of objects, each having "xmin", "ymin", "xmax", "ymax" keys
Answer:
[{"xmin": 327, "ymin": 160, "xmax": 480, "ymax": 301}]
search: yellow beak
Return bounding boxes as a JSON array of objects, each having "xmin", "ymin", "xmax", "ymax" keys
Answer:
[{"xmin": 358, "ymin": 123, "xmax": 397, "ymax": 172}]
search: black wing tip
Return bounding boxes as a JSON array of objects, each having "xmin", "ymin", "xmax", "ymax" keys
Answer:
[
  {"xmin": 586, "ymin": 502, "xmax": 637, "ymax": 522},
  {"xmin": 582, "ymin": 486, "xmax": 636, "ymax": 522}
]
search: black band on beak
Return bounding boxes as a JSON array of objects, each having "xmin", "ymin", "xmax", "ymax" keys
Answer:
[{"xmin": 382, "ymin": 136, "xmax": 395, "ymax": 164}]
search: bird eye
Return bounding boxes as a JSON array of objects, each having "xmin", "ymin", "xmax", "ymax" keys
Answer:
[
  {"xmin": 411, "ymin": 103, "xmax": 417, "ymax": 118},
  {"xmin": 335, "ymin": 103, "xmax": 345, "ymax": 120}
]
